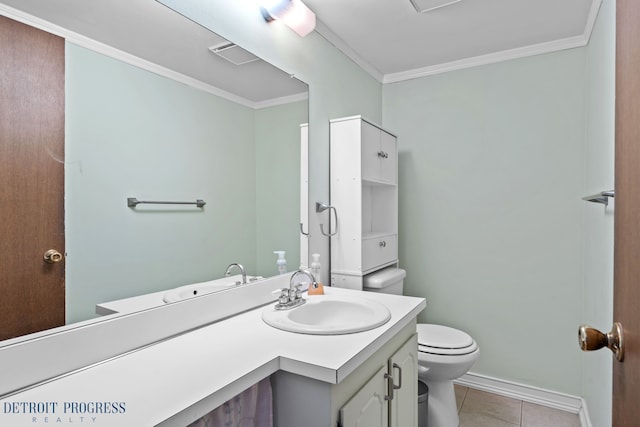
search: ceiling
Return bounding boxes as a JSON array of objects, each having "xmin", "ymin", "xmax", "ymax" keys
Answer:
[
  {"xmin": 307, "ymin": 0, "xmax": 599, "ymax": 82},
  {"xmin": 0, "ymin": 0, "xmax": 600, "ymax": 102},
  {"xmin": 0, "ymin": 0, "xmax": 309, "ymax": 107}
]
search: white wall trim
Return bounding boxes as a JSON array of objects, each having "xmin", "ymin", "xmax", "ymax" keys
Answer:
[
  {"xmin": 382, "ymin": 35, "xmax": 588, "ymax": 83},
  {"xmin": 0, "ymin": 4, "xmax": 301, "ymax": 110},
  {"xmin": 583, "ymin": 0, "xmax": 604, "ymax": 46},
  {"xmin": 455, "ymin": 372, "xmax": 591, "ymax": 426},
  {"xmin": 580, "ymin": 398, "xmax": 594, "ymax": 427},
  {"xmin": 383, "ymin": 0, "xmax": 603, "ymax": 83},
  {"xmin": 314, "ymin": 19, "xmax": 384, "ymax": 83},
  {"xmin": 314, "ymin": 0, "xmax": 603, "ymax": 84},
  {"xmin": 254, "ymin": 91, "xmax": 309, "ymax": 109},
  {"xmin": 2, "ymin": 0, "xmax": 605, "ymax": 93}
]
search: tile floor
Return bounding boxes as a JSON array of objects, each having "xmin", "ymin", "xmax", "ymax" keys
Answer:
[{"xmin": 454, "ymin": 385, "xmax": 581, "ymax": 427}]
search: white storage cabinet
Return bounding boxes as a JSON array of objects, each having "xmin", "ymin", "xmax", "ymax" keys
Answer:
[{"xmin": 330, "ymin": 116, "xmax": 399, "ymax": 290}]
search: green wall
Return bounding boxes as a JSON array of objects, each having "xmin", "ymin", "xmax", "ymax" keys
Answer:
[
  {"xmin": 157, "ymin": 0, "xmax": 384, "ymax": 274},
  {"xmin": 66, "ymin": 0, "xmax": 382, "ymax": 322},
  {"xmin": 65, "ymin": 44, "xmax": 257, "ymax": 321},
  {"xmin": 68, "ymin": 0, "xmax": 615, "ymax": 418},
  {"xmin": 255, "ymin": 101, "xmax": 309, "ymax": 275},
  {"xmin": 383, "ymin": 48, "xmax": 586, "ymax": 395},
  {"xmin": 382, "ymin": 1, "xmax": 615, "ymax": 407},
  {"xmin": 582, "ymin": 0, "xmax": 615, "ymax": 424}
]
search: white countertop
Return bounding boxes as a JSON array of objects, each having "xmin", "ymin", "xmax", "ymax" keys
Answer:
[
  {"xmin": 1, "ymin": 287, "xmax": 425, "ymax": 427},
  {"xmin": 95, "ymin": 273, "xmax": 257, "ymax": 315}
]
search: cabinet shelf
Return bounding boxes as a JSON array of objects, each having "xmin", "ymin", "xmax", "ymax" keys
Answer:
[{"xmin": 362, "ymin": 178, "xmax": 397, "ymax": 188}]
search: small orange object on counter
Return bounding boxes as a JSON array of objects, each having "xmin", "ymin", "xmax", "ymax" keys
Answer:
[{"xmin": 307, "ymin": 282, "xmax": 325, "ymax": 295}]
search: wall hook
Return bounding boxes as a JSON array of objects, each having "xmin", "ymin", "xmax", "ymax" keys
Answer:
[
  {"xmin": 300, "ymin": 222, "xmax": 309, "ymax": 236},
  {"xmin": 582, "ymin": 190, "xmax": 614, "ymax": 207},
  {"xmin": 316, "ymin": 202, "xmax": 338, "ymax": 237}
]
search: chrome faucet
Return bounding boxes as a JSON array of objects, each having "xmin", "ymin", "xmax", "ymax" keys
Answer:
[
  {"xmin": 224, "ymin": 263, "xmax": 247, "ymax": 285},
  {"xmin": 275, "ymin": 268, "xmax": 316, "ymax": 310}
]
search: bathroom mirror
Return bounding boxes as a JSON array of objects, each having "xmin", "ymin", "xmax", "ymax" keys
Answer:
[{"xmin": 0, "ymin": 1, "xmax": 308, "ymax": 344}]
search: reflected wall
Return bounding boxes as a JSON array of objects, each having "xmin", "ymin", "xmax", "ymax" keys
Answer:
[{"xmin": 66, "ymin": 43, "xmax": 306, "ymax": 322}]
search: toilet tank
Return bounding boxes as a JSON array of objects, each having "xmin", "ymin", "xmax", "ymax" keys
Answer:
[{"xmin": 363, "ymin": 267, "xmax": 406, "ymax": 295}]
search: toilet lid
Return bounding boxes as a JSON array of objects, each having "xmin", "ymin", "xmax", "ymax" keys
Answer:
[{"xmin": 417, "ymin": 324, "xmax": 477, "ymax": 355}]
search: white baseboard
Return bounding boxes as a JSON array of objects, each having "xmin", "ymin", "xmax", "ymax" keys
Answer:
[{"xmin": 455, "ymin": 372, "xmax": 591, "ymax": 427}]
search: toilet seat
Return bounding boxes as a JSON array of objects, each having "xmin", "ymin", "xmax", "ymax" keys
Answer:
[{"xmin": 417, "ymin": 324, "xmax": 478, "ymax": 356}]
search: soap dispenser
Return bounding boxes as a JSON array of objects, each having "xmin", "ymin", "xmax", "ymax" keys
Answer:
[
  {"xmin": 308, "ymin": 253, "xmax": 324, "ymax": 295},
  {"xmin": 310, "ymin": 253, "xmax": 322, "ymax": 284},
  {"xmin": 274, "ymin": 251, "xmax": 287, "ymax": 275}
]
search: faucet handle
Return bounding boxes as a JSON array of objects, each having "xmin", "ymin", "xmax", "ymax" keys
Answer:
[{"xmin": 279, "ymin": 289, "xmax": 290, "ymax": 304}]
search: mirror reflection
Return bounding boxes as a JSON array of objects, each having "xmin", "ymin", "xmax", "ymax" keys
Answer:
[{"xmin": 0, "ymin": 7, "xmax": 308, "ymax": 343}]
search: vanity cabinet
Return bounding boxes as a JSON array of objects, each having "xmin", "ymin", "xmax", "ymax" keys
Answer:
[
  {"xmin": 271, "ymin": 322, "xmax": 418, "ymax": 427},
  {"xmin": 340, "ymin": 334, "xmax": 418, "ymax": 427},
  {"xmin": 330, "ymin": 116, "xmax": 399, "ymax": 290}
]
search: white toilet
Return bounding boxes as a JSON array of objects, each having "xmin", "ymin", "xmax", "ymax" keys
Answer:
[{"xmin": 363, "ymin": 267, "xmax": 480, "ymax": 427}]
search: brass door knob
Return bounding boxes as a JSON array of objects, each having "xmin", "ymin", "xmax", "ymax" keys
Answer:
[
  {"xmin": 578, "ymin": 323, "xmax": 624, "ymax": 362},
  {"xmin": 43, "ymin": 249, "xmax": 63, "ymax": 264}
]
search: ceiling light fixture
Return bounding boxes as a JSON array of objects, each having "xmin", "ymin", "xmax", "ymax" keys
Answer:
[
  {"xmin": 410, "ymin": 0, "xmax": 462, "ymax": 13},
  {"xmin": 260, "ymin": 0, "xmax": 316, "ymax": 37}
]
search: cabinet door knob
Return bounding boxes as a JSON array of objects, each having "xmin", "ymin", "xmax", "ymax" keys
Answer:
[{"xmin": 379, "ymin": 241, "xmax": 387, "ymax": 247}]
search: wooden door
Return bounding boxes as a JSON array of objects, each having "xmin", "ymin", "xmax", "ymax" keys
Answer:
[
  {"xmin": 613, "ymin": 0, "xmax": 640, "ymax": 424},
  {"xmin": 0, "ymin": 16, "xmax": 65, "ymax": 341}
]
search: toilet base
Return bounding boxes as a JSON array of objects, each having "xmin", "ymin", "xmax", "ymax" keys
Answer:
[{"xmin": 421, "ymin": 378, "xmax": 459, "ymax": 427}]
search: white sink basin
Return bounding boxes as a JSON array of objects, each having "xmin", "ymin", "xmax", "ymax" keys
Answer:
[
  {"xmin": 262, "ymin": 294, "xmax": 391, "ymax": 335},
  {"xmin": 163, "ymin": 275, "xmax": 262, "ymax": 303}
]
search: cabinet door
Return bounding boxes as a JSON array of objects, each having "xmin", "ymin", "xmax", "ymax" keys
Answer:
[
  {"xmin": 379, "ymin": 130, "xmax": 397, "ymax": 185},
  {"xmin": 340, "ymin": 366, "xmax": 389, "ymax": 427},
  {"xmin": 389, "ymin": 335, "xmax": 419, "ymax": 427},
  {"xmin": 361, "ymin": 120, "xmax": 381, "ymax": 182}
]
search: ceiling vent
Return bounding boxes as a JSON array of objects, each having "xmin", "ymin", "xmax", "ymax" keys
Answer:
[
  {"xmin": 208, "ymin": 42, "xmax": 260, "ymax": 65},
  {"xmin": 409, "ymin": 0, "xmax": 462, "ymax": 13}
]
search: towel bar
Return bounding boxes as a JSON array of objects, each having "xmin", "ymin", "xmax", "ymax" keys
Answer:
[{"xmin": 127, "ymin": 197, "xmax": 206, "ymax": 208}]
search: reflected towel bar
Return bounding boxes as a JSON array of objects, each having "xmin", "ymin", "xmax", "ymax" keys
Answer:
[
  {"xmin": 582, "ymin": 190, "xmax": 614, "ymax": 206},
  {"xmin": 127, "ymin": 197, "xmax": 206, "ymax": 208}
]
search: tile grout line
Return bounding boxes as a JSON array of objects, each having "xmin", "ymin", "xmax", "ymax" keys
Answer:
[{"xmin": 520, "ymin": 398, "xmax": 524, "ymax": 427}]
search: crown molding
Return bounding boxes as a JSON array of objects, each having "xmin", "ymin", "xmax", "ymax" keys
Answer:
[
  {"xmin": 314, "ymin": 0, "xmax": 603, "ymax": 85},
  {"xmin": 254, "ymin": 91, "xmax": 309, "ymax": 109},
  {"xmin": 384, "ymin": 0, "xmax": 603, "ymax": 83},
  {"xmin": 383, "ymin": 34, "xmax": 589, "ymax": 84},
  {"xmin": 314, "ymin": 18, "xmax": 384, "ymax": 83},
  {"xmin": 2, "ymin": 0, "xmax": 604, "ymax": 96},
  {"xmin": 582, "ymin": 0, "xmax": 604, "ymax": 45},
  {"xmin": 0, "ymin": 4, "xmax": 299, "ymax": 110}
]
